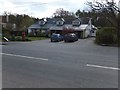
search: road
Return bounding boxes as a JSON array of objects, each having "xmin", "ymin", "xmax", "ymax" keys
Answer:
[{"xmin": 2, "ymin": 38, "xmax": 118, "ymax": 88}]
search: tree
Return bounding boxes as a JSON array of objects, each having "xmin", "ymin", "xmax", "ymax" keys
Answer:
[
  {"xmin": 75, "ymin": 10, "xmax": 84, "ymax": 17},
  {"xmin": 87, "ymin": 0, "xmax": 120, "ymax": 30},
  {"xmin": 53, "ymin": 8, "xmax": 75, "ymax": 18},
  {"xmin": 2, "ymin": 11, "xmax": 37, "ymax": 32},
  {"xmin": 87, "ymin": 0, "xmax": 120, "ymax": 45},
  {"xmin": 20, "ymin": 15, "xmax": 34, "ymax": 31}
]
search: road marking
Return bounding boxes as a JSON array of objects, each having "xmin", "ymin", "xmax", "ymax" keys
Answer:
[
  {"xmin": 0, "ymin": 53, "xmax": 48, "ymax": 61},
  {"xmin": 86, "ymin": 64, "xmax": 120, "ymax": 71}
]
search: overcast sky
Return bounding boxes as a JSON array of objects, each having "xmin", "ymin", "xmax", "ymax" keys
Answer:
[{"xmin": 0, "ymin": 0, "xmax": 119, "ymax": 18}]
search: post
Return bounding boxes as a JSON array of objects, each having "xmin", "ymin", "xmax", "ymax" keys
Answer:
[
  {"xmin": 0, "ymin": 48, "xmax": 1, "ymax": 90},
  {"xmin": 6, "ymin": 15, "xmax": 9, "ymax": 23},
  {"xmin": 22, "ymin": 32, "xmax": 26, "ymax": 41}
]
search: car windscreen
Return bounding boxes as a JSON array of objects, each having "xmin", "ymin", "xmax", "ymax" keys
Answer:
[{"xmin": 52, "ymin": 34, "xmax": 60, "ymax": 37}]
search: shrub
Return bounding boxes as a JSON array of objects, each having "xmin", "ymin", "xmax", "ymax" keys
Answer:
[
  {"xmin": 25, "ymin": 38, "xmax": 31, "ymax": 41},
  {"xmin": 9, "ymin": 36, "xmax": 31, "ymax": 41},
  {"xmin": 95, "ymin": 27, "xmax": 117, "ymax": 45},
  {"xmin": 27, "ymin": 33, "xmax": 35, "ymax": 37},
  {"xmin": 2, "ymin": 28, "xmax": 11, "ymax": 39},
  {"xmin": 15, "ymin": 36, "xmax": 22, "ymax": 41},
  {"xmin": 27, "ymin": 32, "xmax": 47, "ymax": 37}
]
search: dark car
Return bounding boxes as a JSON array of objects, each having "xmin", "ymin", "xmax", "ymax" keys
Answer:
[
  {"xmin": 50, "ymin": 33, "xmax": 63, "ymax": 42},
  {"xmin": 64, "ymin": 33, "xmax": 78, "ymax": 42}
]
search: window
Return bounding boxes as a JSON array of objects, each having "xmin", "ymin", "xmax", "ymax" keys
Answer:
[
  {"xmin": 39, "ymin": 21, "xmax": 45, "ymax": 25},
  {"xmin": 92, "ymin": 30, "xmax": 94, "ymax": 33},
  {"xmin": 56, "ymin": 21, "xmax": 64, "ymax": 26},
  {"xmin": 72, "ymin": 21, "xmax": 80, "ymax": 26}
]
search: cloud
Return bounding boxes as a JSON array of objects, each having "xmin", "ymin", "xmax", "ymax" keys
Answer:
[
  {"xmin": 0, "ymin": 0, "xmax": 29, "ymax": 14},
  {"xmin": 0, "ymin": 0, "xmax": 88, "ymax": 18},
  {"xmin": 1, "ymin": 0, "xmax": 118, "ymax": 18}
]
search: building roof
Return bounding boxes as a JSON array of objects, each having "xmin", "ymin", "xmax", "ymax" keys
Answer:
[
  {"xmin": 28, "ymin": 23, "xmax": 40, "ymax": 29},
  {"xmin": 28, "ymin": 17, "xmax": 90, "ymax": 30},
  {"xmin": 79, "ymin": 24, "xmax": 88, "ymax": 30},
  {"xmin": 80, "ymin": 17, "xmax": 90, "ymax": 24},
  {"xmin": 49, "ymin": 24, "xmax": 89, "ymax": 31},
  {"xmin": 50, "ymin": 26, "xmax": 64, "ymax": 30},
  {"xmin": 28, "ymin": 18, "xmax": 55, "ymax": 29}
]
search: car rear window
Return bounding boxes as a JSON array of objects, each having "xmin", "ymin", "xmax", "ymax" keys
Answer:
[{"xmin": 52, "ymin": 34, "xmax": 60, "ymax": 37}]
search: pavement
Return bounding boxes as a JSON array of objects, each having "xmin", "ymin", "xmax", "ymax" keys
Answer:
[
  {"xmin": 0, "ymin": 42, "xmax": 8, "ymax": 45},
  {"xmin": 2, "ymin": 38, "xmax": 119, "ymax": 88}
]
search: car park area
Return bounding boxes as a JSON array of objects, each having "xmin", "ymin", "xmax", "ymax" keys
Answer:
[{"xmin": 2, "ymin": 38, "xmax": 118, "ymax": 88}]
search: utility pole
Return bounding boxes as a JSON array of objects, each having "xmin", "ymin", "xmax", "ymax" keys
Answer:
[
  {"xmin": 0, "ymin": 16, "xmax": 1, "ymax": 35},
  {"xmin": 6, "ymin": 14, "xmax": 9, "ymax": 23}
]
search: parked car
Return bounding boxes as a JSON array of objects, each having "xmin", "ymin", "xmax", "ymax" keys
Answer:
[
  {"xmin": 50, "ymin": 33, "xmax": 63, "ymax": 42},
  {"xmin": 64, "ymin": 33, "xmax": 78, "ymax": 42}
]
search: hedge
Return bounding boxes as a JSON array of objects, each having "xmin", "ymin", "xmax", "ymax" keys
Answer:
[{"xmin": 95, "ymin": 27, "xmax": 118, "ymax": 45}]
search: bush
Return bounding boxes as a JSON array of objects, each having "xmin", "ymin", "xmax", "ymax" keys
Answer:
[
  {"xmin": 9, "ymin": 36, "xmax": 31, "ymax": 41},
  {"xmin": 95, "ymin": 27, "xmax": 118, "ymax": 45},
  {"xmin": 27, "ymin": 33, "xmax": 35, "ymax": 37},
  {"xmin": 15, "ymin": 36, "xmax": 22, "ymax": 41},
  {"xmin": 2, "ymin": 28, "xmax": 11, "ymax": 39},
  {"xmin": 25, "ymin": 38, "xmax": 32, "ymax": 41},
  {"xmin": 27, "ymin": 31, "xmax": 47, "ymax": 37}
]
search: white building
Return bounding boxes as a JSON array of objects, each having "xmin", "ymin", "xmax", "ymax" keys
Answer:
[
  {"xmin": 118, "ymin": 1, "xmax": 120, "ymax": 10},
  {"xmin": 28, "ymin": 17, "xmax": 97, "ymax": 38}
]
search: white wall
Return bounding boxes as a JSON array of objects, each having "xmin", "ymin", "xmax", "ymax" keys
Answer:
[
  {"xmin": 85, "ymin": 30, "xmax": 89, "ymax": 38},
  {"xmin": 84, "ymin": 25, "xmax": 97, "ymax": 37},
  {"xmin": 28, "ymin": 28, "xmax": 32, "ymax": 33},
  {"xmin": 119, "ymin": 1, "xmax": 120, "ymax": 10}
]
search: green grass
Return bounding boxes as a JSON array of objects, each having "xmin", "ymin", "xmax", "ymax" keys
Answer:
[
  {"xmin": 1, "ymin": 36, "xmax": 48, "ymax": 41},
  {"xmin": 27, "ymin": 37, "xmax": 48, "ymax": 41}
]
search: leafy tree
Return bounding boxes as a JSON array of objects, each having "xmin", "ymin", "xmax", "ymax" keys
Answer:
[
  {"xmin": 76, "ymin": 10, "xmax": 83, "ymax": 17},
  {"xmin": 75, "ymin": 9, "xmax": 114, "ymax": 27},
  {"xmin": 20, "ymin": 15, "xmax": 34, "ymax": 31},
  {"xmin": 2, "ymin": 12, "xmax": 36, "ymax": 31},
  {"xmin": 9, "ymin": 14, "xmax": 16, "ymax": 23}
]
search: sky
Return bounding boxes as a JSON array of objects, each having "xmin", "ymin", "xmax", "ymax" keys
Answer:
[{"xmin": 0, "ymin": 0, "xmax": 119, "ymax": 19}]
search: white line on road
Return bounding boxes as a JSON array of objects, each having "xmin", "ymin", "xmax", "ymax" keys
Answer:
[
  {"xmin": 0, "ymin": 53, "xmax": 48, "ymax": 61},
  {"xmin": 86, "ymin": 64, "xmax": 120, "ymax": 71}
]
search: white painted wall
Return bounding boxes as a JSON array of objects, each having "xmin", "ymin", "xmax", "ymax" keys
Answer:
[
  {"xmin": 85, "ymin": 29, "xmax": 90, "ymax": 38},
  {"xmin": 91, "ymin": 30, "xmax": 96, "ymax": 37},
  {"xmin": 28, "ymin": 29, "xmax": 31, "ymax": 33},
  {"xmin": 84, "ymin": 25, "xmax": 97, "ymax": 37},
  {"xmin": 118, "ymin": 1, "xmax": 120, "ymax": 10}
]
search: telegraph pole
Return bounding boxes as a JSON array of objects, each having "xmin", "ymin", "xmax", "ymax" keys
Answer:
[{"xmin": 6, "ymin": 14, "xmax": 9, "ymax": 23}]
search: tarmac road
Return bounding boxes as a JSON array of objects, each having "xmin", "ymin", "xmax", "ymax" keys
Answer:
[{"xmin": 2, "ymin": 38, "xmax": 118, "ymax": 88}]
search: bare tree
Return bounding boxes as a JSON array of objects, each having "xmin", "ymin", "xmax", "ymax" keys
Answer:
[
  {"xmin": 53, "ymin": 8, "xmax": 75, "ymax": 18},
  {"xmin": 87, "ymin": 0, "xmax": 120, "ymax": 31}
]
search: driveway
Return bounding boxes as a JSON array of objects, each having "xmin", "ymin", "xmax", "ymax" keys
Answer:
[{"xmin": 2, "ymin": 38, "xmax": 118, "ymax": 88}]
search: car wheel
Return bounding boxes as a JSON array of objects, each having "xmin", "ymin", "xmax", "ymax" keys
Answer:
[
  {"xmin": 51, "ymin": 39, "xmax": 53, "ymax": 42},
  {"xmin": 64, "ymin": 40, "xmax": 67, "ymax": 42}
]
